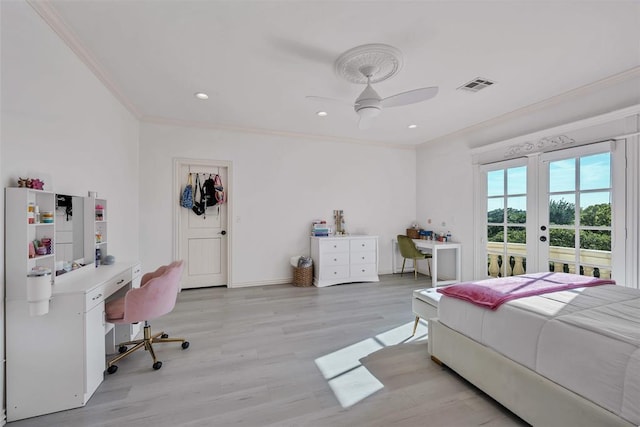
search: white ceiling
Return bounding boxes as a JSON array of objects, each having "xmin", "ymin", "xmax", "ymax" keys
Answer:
[{"xmin": 33, "ymin": 1, "xmax": 640, "ymax": 147}]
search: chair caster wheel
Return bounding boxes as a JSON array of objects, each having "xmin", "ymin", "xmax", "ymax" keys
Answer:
[
  {"xmin": 182, "ymin": 341, "xmax": 190, "ymax": 349},
  {"xmin": 153, "ymin": 361, "xmax": 163, "ymax": 370},
  {"xmin": 118, "ymin": 345, "xmax": 127, "ymax": 353},
  {"xmin": 107, "ymin": 365, "xmax": 118, "ymax": 374},
  {"xmin": 161, "ymin": 333, "xmax": 169, "ymax": 339}
]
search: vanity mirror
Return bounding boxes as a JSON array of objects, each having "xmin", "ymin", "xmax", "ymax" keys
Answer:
[{"xmin": 55, "ymin": 194, "xmax": 85, "ymax": 274}]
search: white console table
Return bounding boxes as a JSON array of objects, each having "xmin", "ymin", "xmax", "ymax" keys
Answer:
[
  {"xmin": 5, "ymin": 261, "xmax": 140, "ymax": 421},
  {"xmin": 392, "ymin": 239, "xmax": 461, "ymax": 287}
]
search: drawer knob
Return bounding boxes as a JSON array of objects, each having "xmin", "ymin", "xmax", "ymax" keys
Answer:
[
  {"xmin": 361, "ymin": 269, "xmax": 365, "ymax": 272},
  {"xmin": 361, "ymin": 256, "xmax": 365, "ymax": 260},
  {"xmin": 362, "ymin": 244, "xmax": 365, "ymax": 247},
  {"xmin": 334, "ymin": 258, "xmax": 337, "ymax": 261}
]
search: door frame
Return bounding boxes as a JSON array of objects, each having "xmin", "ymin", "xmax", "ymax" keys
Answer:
[{"xmin": 173, "ymin": 157, "xmax": 233, "ymax": 288}]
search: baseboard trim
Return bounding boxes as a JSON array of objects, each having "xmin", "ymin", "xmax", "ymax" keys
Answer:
[{"xmin": 229, "ymin": 278, "xmax": 291, "ymax": 288}]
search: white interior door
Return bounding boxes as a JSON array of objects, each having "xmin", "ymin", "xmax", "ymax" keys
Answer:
[{"xmin": 178, "ymin": 162, "xmax": 228, "ymax": 288}]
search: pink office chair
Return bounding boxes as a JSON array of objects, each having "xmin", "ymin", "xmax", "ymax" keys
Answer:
[{"xmin": 106, "ymin": 260, "xmax": 189, "ymax": 374}]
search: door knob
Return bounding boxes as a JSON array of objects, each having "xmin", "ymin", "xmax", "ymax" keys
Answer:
[
  {"xmin": 540, "ymin": 236, "xmax": 547, "ymax": 242},
  {"xmin": 220, "ymin": 230, "xmax": 227, "ymax": 235}
]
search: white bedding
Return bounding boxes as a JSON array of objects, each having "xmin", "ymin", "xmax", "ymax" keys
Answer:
[{"xmin": 438, "ymin": 284, "xmax": 640, "ymax": 425}]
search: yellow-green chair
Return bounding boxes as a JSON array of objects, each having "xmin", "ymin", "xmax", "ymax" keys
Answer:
[{"xmin": 397, "ymin": 234, "xmax": 432, "ymax": 279}]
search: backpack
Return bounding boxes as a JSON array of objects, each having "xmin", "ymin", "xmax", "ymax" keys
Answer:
[
  {"xmin": 180, "ymin": 173, "xmax": 194, "ymax": 209},
  {"xmin": 213, "ymin": 174, "xmax": 225, "ymax": 204},
  {"xmin": 202, "ymin": 174, "xmax": 218, "ymax": 207},
  {"xmin": 191, "ymin": 174, "xmax": 206, "ymax": 216}
]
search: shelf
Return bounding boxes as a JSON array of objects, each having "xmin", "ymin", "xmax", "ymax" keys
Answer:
[{"xmin": 29, "ymin": 253, "xmax": 54, "ymax": 261}]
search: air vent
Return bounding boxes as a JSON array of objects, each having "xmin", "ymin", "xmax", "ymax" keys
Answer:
[{"xmin": 458, "ymin": 77, "xmax": 496, "ymax": 92}]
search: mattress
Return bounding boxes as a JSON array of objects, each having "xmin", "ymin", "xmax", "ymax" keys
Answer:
[{"xmin": 438, "ymin": 284, "xmax": 640, "ymax": 425}]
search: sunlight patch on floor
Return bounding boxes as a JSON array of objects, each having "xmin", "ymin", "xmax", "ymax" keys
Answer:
[{"xmin": 314, "ymin": 320, "xmax": 429, "ymax": 408}]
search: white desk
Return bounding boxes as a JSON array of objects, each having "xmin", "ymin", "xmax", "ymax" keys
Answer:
[
  {"xmin": 5, "ymin": 261, "xmax": 140, "ymax": 421},
  {"xmin": 392, "ymin": 239, "xmax": 462, "ymax": 287}
]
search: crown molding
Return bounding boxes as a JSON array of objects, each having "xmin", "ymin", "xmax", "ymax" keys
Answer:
[
  {"xmin": 420, "ymin": 66, "xmax": 640, "ymax": 149},
  {"xmin": 141, "ymin": 115, "xmax": 417, "ymax": 150},
  {"xmin": 26, "ymin": 0, "xmax": 142, "ymax": 119}
]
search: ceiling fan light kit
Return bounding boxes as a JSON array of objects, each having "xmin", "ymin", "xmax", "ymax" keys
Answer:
[{"xmin": 308, "ymin": 43, "xmax": 439, "ymax": 129}]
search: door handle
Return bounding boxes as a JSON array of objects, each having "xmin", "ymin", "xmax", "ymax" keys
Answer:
[{"xmin": 219, "ymin": 230, "xmax": 227, "ymax": 235}]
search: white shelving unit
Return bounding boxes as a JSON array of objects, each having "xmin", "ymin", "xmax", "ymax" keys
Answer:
[
  {"xmin": 5, "ymin": 188, "xmax": 56, "ymax": 301},
  {"xmin": 5, "ymin": 187, "xmax": 141, "ymax": 421},
  {"xmin": 84, "ymin": 197, "xmax": 107, "ymax": 265}
]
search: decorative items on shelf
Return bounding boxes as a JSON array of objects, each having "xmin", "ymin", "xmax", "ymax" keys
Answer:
[
  {"xmin": 311, "ymin": 220, "xmax": 331, "ymax": 236},
  {"xmin": 95, "ymin": 204, "xmax": 104, "ymax": 221},
  {"xmin": 333, "ymin": 210, "xmax": 346, "ymax": 235},
  {"xmin": 17, "ymin": 177, "xmax": 45, "ymax": 190},
  {"xmin": 41, "ymin": 211, "xmax": 53, "ymax": 223},
  {"xmin": 29, "ymin": 237, "xmax": 53, "ymax": 258},
  {"xmin": 27, "ymin": 203, "xmax": 35, "ymax": 224},
  {"xmin": 406, "ymin": 222, "xmax": 453, "ymax": 241}
]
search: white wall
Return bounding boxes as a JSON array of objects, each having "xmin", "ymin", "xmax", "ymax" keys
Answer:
[
  {"xmin": 1, "ymin": 1, "xmax": 140, "ymax": 420},
  {"xmin": 140, "ymin": 123, "xmax": 417, "ymax": 286},
  {"xmin": 417, "ymin": 73, "xmax": 640, "ymax": 282}
]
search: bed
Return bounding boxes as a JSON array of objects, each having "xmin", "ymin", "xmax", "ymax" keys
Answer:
[{"xmin": 427, "ymin": 272, "xmax": 640, "ymax": 427}]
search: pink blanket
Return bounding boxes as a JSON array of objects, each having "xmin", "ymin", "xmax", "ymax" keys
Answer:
[{"xmin": 437, "ymin": 272, "xmax": 615, "ymax": 310}]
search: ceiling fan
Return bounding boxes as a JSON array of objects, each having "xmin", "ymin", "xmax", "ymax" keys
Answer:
[{"xmin": 307, "ymin": 44, "xmax": 439, "ymax": 129}]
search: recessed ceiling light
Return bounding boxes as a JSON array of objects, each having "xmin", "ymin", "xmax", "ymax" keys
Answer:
[
  {"xmin": 408, "ymin": 124, "xmax": 417, "ymax": 129},
  {"xmin": 316, "ymin": 111, "xmax": 328, "ymax": 117},
  {"xmin": 194, "ymin": 92, "xmax": 209, "ymax": 100}
]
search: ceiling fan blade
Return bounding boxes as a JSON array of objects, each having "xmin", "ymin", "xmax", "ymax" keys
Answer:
[
  {"xmin": 305, "ymin": 95, "xmax": 355, "ymax": 107},
  {"xmin": 380, "ymin": 86, "xmax": 439, "ymax": 108}
]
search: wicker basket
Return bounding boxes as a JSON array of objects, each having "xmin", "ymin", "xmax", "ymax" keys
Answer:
[{"xmin": 292, "ymin": 265, "xmax": 313, "ymax": 287}]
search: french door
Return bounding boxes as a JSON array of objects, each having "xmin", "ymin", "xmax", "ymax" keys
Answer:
[
  {"xmin": 539, "ymin": 146, "xmax": 614, "ymax": 278},
  {"xmin": 480, "ymin": 141, "xmax": 623, "ymax": 279}
]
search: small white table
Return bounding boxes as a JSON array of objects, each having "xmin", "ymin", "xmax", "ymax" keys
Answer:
[{"xmin": 392, "ymin": 239, "xmax": 462, "ymax": 287}]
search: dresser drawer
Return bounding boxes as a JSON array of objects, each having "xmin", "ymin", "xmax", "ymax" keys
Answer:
[
  {"xmin": 350, "ymin": 251, "xmax": 376, "ymax": 265},
  {"xmin": 319, "ymin": 239, "xmax": 350, "ymax": 254},
  {"xmin": 350, "ymin": 238, "xmax": 377, "ymax": 252},
  {"xmin": 323, "ymin": 252, "xmax": 349, "ymax": 266},
  {"xmin": 350, "ymin": 263, "xmax": 378, "ymax": 278},
  {"xmin": 319, "ymin": 264, "xmax": 350, "ymax": 280}
]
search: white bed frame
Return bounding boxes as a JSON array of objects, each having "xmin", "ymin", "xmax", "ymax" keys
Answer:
[{"xmin": 428, "ymin": 318, "xmax": 635, "ymax": 427}]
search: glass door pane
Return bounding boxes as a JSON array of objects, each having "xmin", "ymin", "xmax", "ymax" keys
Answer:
[
  {"xmin": 486, "ymin": 166, "xmax": 527, "ymax": 277},
  {"xmin": 543, "ymin": 152, "xmax": 612, "ymax": 277}
]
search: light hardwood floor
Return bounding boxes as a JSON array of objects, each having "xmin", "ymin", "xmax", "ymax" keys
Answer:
[{"xmin": 9, "ymin": 274, "xmax": 528, "ymax": 427}]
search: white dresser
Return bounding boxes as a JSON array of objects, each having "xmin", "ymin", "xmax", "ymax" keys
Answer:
[{"xmin": 310, "ymin": 235, "xmax": 379, "ymax": 287}]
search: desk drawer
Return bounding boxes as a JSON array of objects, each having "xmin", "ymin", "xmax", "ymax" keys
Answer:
[
  {"xmin": 132, "ymin": 263, "xmax": 142, "ymax": 279},
  {"xmin": 350, "ymin": 238, "xmax": 377, "ymax": 253},
  {"xmin": 85, "ymin": 285, "xmax": 106, "ymax": 311},
  {"xmin": 104, "ymin": 270, "xmax": 131, "ymax": 300},
  {"xmin": 319, "ymin": 239, "xmax": 350, "ymax": 254}
]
